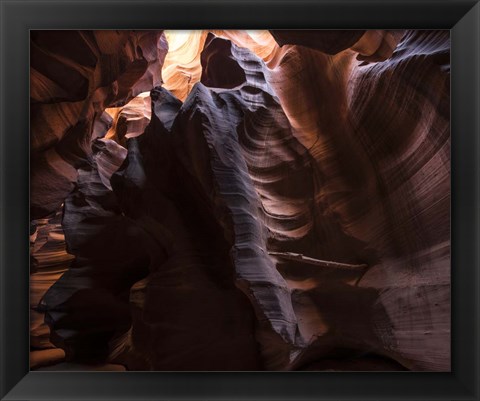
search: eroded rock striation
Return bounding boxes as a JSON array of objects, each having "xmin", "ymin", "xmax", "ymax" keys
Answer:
[
  {"xmin": 31, "ymin": 30, "xmax": 168, "ymax": 218},
  {"xmin": 31, "ymin": 30, "xmax": 451, "ymax": 371}
]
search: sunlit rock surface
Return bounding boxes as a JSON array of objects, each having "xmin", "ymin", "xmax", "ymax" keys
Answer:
[
  {"xmin": 161, "ymin": 30, "xmax": 208, "ymax": 101},
  {"xmin": 31, "ymin": 30, "xmax": 450, "ymax": 371},
  {"xmin": 105, "ymin": 92, "xmax": 152, "ymax": 146}
]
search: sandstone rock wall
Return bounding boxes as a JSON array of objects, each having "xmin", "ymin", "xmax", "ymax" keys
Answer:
[{"xmin": 30, "ymin": 30, "xmax": 450, "ymax": 371}]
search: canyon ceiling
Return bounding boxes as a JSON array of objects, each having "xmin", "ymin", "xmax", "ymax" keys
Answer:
[{"xmin": 30, "ymin": 29, "xmax": 450, "ymax": 371}]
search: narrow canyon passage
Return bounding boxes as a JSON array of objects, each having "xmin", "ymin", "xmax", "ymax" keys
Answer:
[{"xmin": 30, "ymin": 29, "xmax": 450, "ymax": 371}]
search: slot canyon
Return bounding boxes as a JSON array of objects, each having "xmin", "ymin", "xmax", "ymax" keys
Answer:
[{"xmin": 29, "ymin": 29, "xmax": 450, "ymax": 371}]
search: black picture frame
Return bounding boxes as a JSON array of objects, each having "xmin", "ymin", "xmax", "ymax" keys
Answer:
[{"xmin": 1, "ymin": 0, "xmax": 479, "ymax": 400}]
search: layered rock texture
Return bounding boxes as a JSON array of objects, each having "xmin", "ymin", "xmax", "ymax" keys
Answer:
[{"xmin": 30, "ymin": 30, "xmax": 450, "ymax": 371}]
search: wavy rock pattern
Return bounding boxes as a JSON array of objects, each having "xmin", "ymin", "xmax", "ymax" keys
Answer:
[
  {"xmin": 173, "ymin": 83, "xmax": 304, "ymax": 369},
  {"xmin": 41, "ymin": 88, "xmax": 260, "ymax": 369},
  {"xmin": 30, "ymin": 210, "xmax": 73, "ymax": 369},
  {"xmin": 257, "ymin": 30, "xmax": 449, "ymax": 371},
  {"xmin": 40, "ymin": 138, "xmax": 141, "ymax": 362},
  {"xmin": 344, "ymin": 30, "xmax": 451, "ymax": 370},
  {"xmin": 162, "ymin": 30, "xmax": 208, "ymax": 101},
  {"xmin": 31, "ymin": 30, "xmax": 168, "ymax": 218},
  {"xmin": 31, "ymin": 30, "xmax": 450, "ymax": 371},
  {"xmin": 105, "ymin": 92, "xmax": 152, "ymax": 146}
]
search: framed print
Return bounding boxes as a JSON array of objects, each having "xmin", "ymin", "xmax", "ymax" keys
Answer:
[{"xmin": 1, "ymin": 0, "xmax": 479, "ymax": 400}]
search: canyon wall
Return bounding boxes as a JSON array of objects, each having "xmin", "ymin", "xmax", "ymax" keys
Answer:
[{"xmin": 30, "ymin": 29, "xmax": 450, "ymax": 371}]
